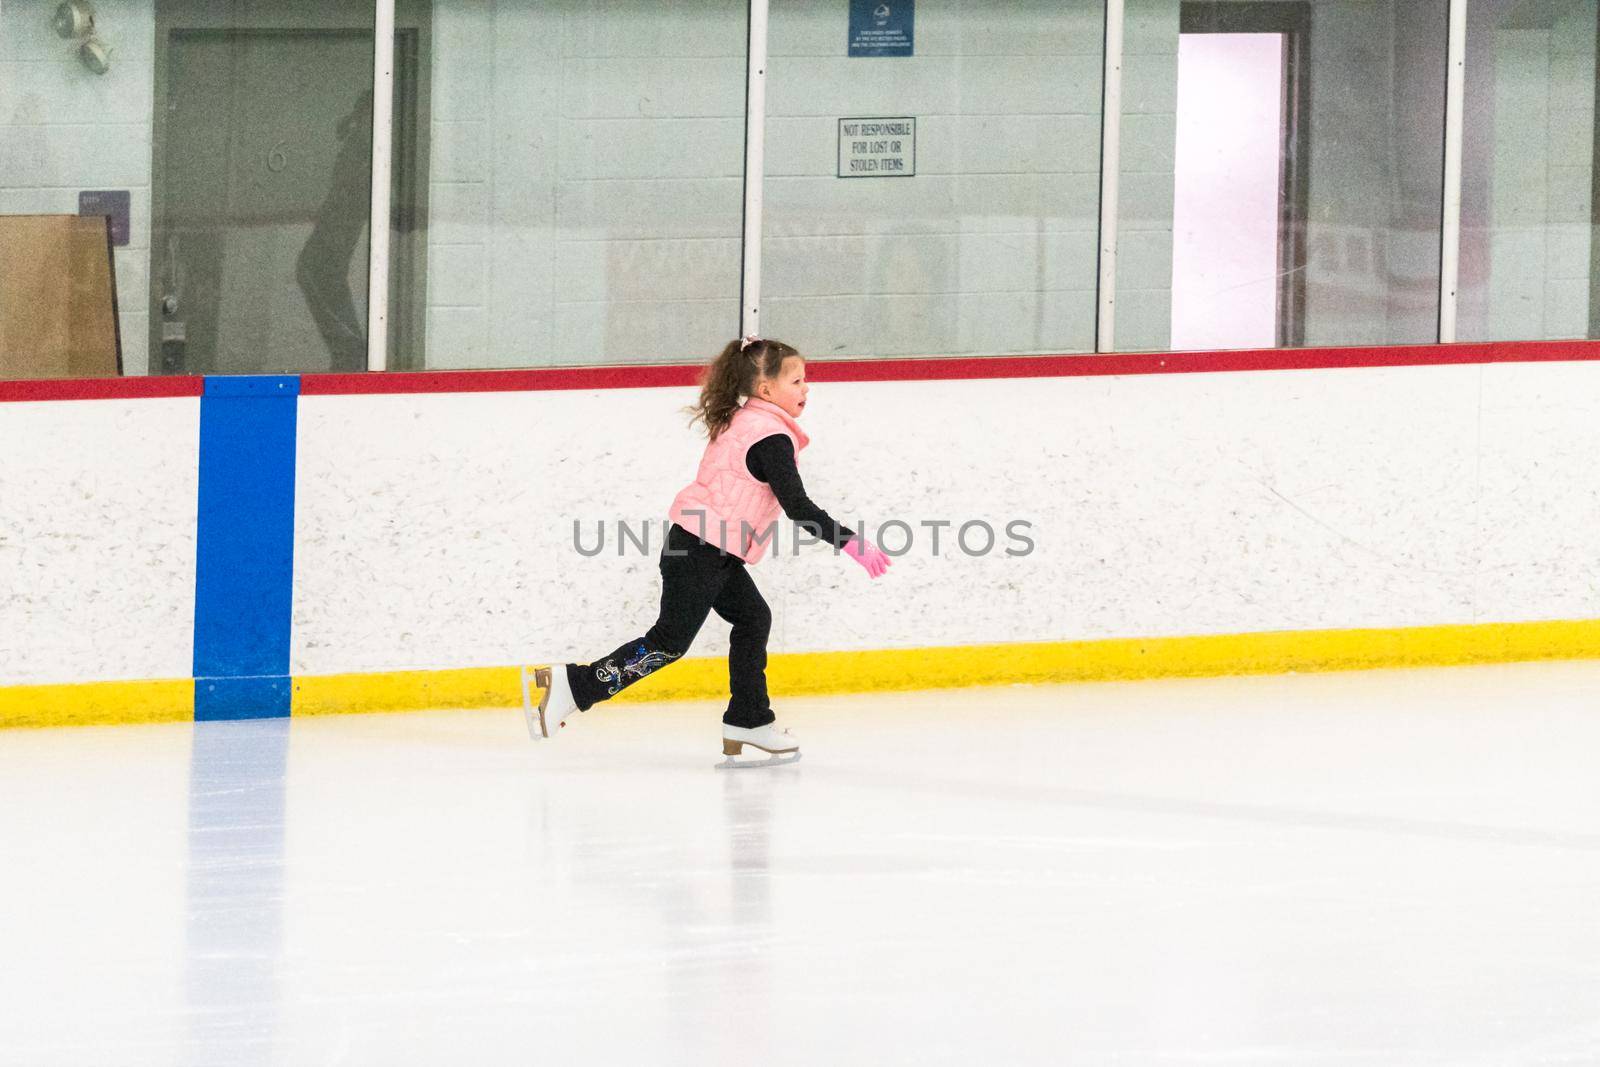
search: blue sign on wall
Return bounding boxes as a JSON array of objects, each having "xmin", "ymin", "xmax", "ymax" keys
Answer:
[{"xmin": 849, "ymin": 0, "xmax": 913, "ymax": 57}]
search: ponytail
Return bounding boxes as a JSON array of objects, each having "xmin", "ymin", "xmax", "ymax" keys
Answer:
[{"xmin": 686, "ymin": 336, "xmax": 800, "ymax": 440}]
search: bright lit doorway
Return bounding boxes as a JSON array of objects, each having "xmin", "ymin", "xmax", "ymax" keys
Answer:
[{"xmin": 1171, "ymin": 3, "xmax": 1309, "ymax": 350}]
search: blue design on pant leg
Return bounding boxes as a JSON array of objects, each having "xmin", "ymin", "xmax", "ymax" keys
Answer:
[{"xmin": 595, "ymin": 642, "xmax": 682, "ymax": 696}]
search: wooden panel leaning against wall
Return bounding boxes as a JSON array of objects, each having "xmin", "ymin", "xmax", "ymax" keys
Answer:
[{"xmin": 0, "ymin": 214, "xmax": 120, "ymax": 379}]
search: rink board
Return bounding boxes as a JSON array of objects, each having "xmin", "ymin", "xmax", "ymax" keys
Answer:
[{"xmin": 6, "ymin": 340, "xmax": 1600, "ymax": 725}]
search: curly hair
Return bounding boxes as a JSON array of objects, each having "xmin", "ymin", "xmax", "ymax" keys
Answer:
[{"xmin": 686, "ymin": 336, "xmax": 801, "ymax": 440}]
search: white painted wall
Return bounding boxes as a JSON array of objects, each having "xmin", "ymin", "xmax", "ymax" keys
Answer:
[{"xmin": 0, "ymin": 397, "xmax": 199, "ymax": 684}]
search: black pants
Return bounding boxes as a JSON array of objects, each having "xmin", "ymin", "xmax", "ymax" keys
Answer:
[{"xmin": 566, "ymin": 524, "xmax": 774, "ymax": 728}]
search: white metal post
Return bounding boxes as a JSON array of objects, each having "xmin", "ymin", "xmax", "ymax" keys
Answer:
[
  {"xmin": 366, "ymin": 0, "xmax": 396, "ymax": 371},
  {"xmin": 1438, "ymin": 0, "xmax": 1468, "ymax": 343},
  {"xmin": 1096, "ymin": 0, "xmax": 1126, "ymax": 352},
  {"xmin": 740, "ymin": 0, "xmax": 770, "ymax": 339}
]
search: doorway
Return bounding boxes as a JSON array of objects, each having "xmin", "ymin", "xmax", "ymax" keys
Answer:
[
  {"xmin": 1172, "ymin": 2, "xmax": 1309, "ymax": 350},
  {"xmin": 150, "ymin": 1, "xmax": 430, "ymax": 375}
]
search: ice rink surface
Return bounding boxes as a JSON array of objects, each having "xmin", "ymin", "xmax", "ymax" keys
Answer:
[{"xmin": 3, "ymin": 663, "xmax": 1599, "ymax": 1066}]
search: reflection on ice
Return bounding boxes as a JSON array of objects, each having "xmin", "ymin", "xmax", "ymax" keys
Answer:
[{"xmin": 185, "ymin": 720, "xmax": 289, "ymax": 1065}]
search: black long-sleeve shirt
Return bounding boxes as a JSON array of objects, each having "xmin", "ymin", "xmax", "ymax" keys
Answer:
[{"xmin": 744, "ymin": 433, "xmax": 855, "ymax": 549}]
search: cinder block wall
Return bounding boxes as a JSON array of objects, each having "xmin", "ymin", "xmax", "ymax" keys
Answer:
[
  {"xmin": 1463, "ymin": 0, "xmax": 1596, "ymax": 341},
  {"xmin": 3, "ymin": 0, "xmax": 1597, "ymax": 373},
  {"xmin": 424, "ymin": 0, "xmax": 747, "ymax": 368},
  {"xmin": 0, "ymin": 0, "xmax": 155, "ymax": 374},
  {"xmin": 761, "ymin": 0, "xmax": 1106, "ymax": 359}
]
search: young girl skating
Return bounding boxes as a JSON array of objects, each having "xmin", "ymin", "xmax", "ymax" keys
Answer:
[{"xmin": 526, "ymin": 335, "xmax": 891, "ymax": 762}]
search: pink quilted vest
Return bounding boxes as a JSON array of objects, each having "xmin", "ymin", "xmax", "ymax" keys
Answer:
[{"xmin": 668, "ymin": 397, "xmax": 810, "ymax": 563}]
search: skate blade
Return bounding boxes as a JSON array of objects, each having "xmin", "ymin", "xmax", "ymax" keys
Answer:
[
  {"xmin": 520, "ymin": 666, "xmax": 539, "ymax": 739},
  {"xmin": 521, "ymin": 666, "xmax": 552, "ymax": 741},
  {"xmin": 715, "ymin": 751, "xmax": 802, "ymax": 771}
]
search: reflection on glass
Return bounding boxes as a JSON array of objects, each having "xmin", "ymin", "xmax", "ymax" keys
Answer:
[
  {"xmin": 1458, "ymin": 0, "xmax": 1599, "ymax": 342},
  {"xmin": 297, "ymin": 90, "xmax": 375, "ymax": 372},
  {"xmin": 1116, "ymin": 0, "xmax": 1448, "ymax": 352},
  {"xmin": 763, "ymin": 1, "xmax": 1107, "ymax": 359},
  {"xmin": 151, "ymin": 2, "xmax": 385, "ymax": 375}
]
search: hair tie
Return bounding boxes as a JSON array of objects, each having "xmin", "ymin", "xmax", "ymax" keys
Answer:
[{"xmin": 739, "ymin": 333, "xmax": 760, "ymax": 353}]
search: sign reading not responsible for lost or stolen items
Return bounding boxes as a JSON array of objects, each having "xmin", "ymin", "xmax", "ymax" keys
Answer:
[{"xmin": 837, "ymin": 118, "xmax": 916, "ymax": 178}]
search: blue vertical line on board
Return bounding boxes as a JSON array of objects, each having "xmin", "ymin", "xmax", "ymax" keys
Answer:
[{"xmin": 193, "ymin": 375, "xmax": 300, "ymax": 721}]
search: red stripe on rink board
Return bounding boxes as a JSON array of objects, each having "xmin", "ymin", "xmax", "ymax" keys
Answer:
[
  {"xmin": 0, "ymin": 376, "xmax": 204, "ymax": 402},
  {"xmin": 251, "ymin": 339, "xmax": 1600, "ymax": 392},
  {"xmin": 298, "ymin": 364, "xmax": 699, "ymax": 395},
  {"xmin": 7, "ymin": 340, "xmax": 1600, "ymax": 401},
  {"xmin": 808, "ymin": 340, "xmax": 1600, "ymax": 383}
]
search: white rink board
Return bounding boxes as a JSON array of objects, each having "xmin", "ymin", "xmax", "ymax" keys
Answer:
[
  {"xmin": 0, "ymin": 398, "xmax": 199, "ymax": 685},
  {"xmin": 291, "ymin": 359, "xmax": 1600, "ymax": 675}
]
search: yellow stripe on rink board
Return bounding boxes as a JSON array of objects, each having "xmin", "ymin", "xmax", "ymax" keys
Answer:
[
  {"xmin": 291, "ymin": 667, "xmax": 522, "ymax": 716},
  {"xmin": 8, "ymin": 618, "xmax": 1600, "ymax": 728},
  {"xmin": 281, "ymin": 616, "xmax": 1600, "ymax": 717},
  {"xmin": 614, "ymin": 617, "xmax": 1600, "ymax": 701},
  {"xmin": 0, "ymin": 678, "xmax": 192, "ymax": 729}
]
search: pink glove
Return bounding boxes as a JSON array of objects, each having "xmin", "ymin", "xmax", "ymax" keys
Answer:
[{"xmin": 843, "ymin": 536, "xmax": 891, "ymax": 579}]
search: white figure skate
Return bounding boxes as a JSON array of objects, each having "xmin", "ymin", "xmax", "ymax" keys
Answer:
[
  {"xmin": 716, "ymin": 722, "xmax": 802, "ymax": 770},
  {"xmin": 521, "ymin": 664, "xmax": 579, "ymax": 740}
]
